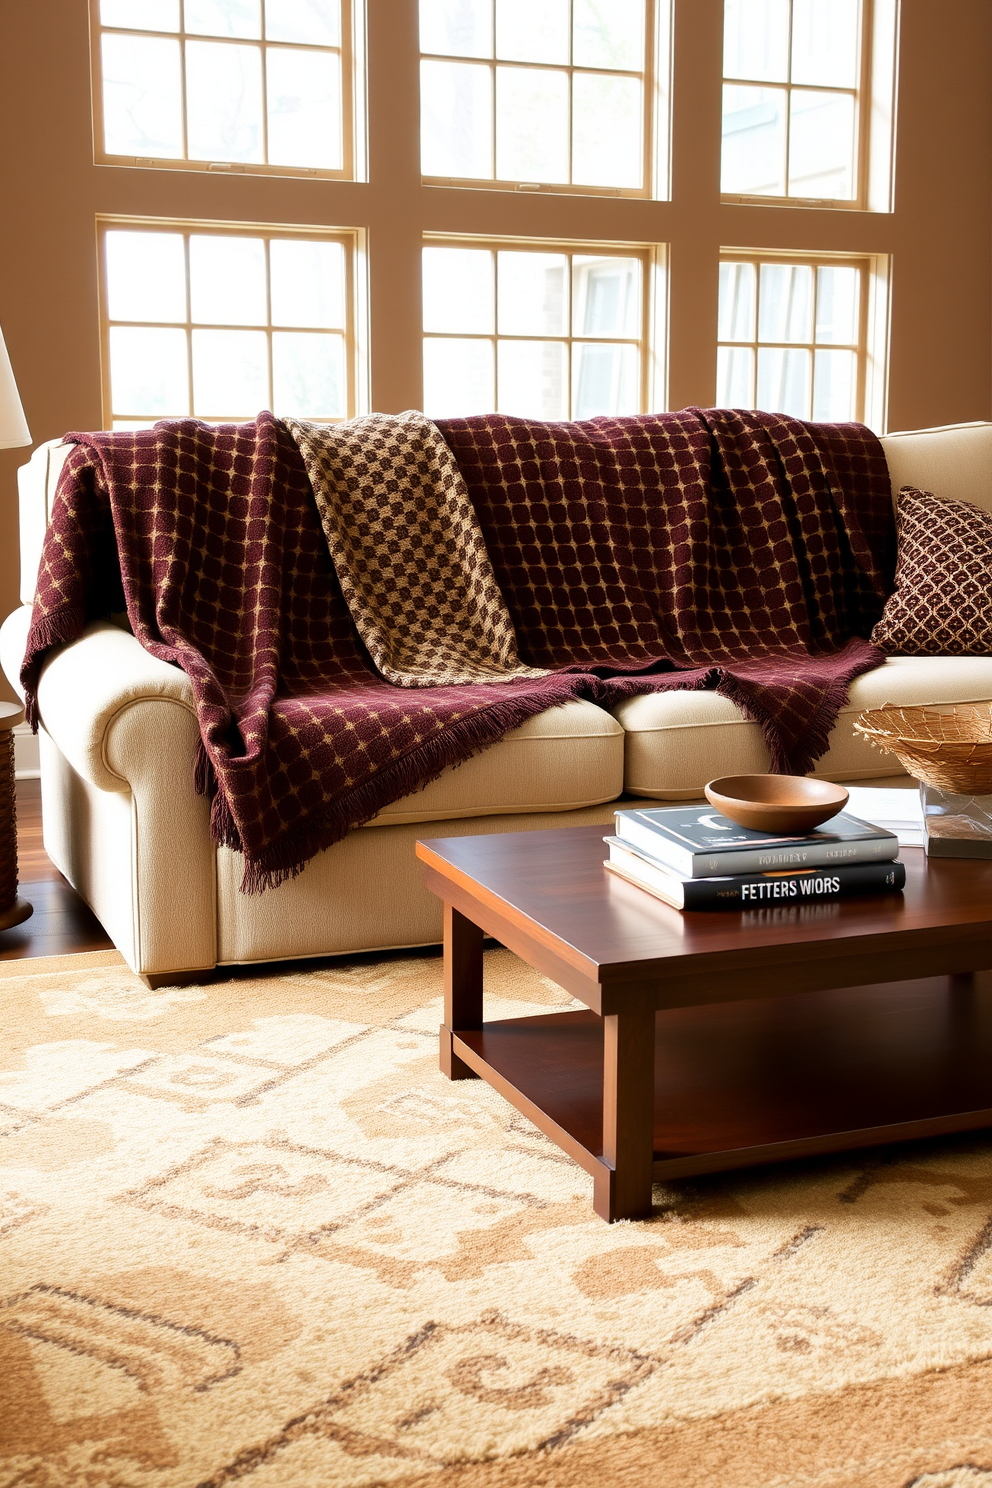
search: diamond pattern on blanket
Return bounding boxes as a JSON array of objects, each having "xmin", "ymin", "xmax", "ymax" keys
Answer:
[{"xmin": 286, "ymin": 412, "xmax": 546, "ymax": 686}]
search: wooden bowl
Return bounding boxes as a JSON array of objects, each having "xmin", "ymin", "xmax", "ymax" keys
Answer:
[{"xmin": 704, "ymin": 775, "xmax": 849, "ymax": 835}]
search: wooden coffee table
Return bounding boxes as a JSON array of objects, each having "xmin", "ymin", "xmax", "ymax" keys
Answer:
[{"xmin": 416, "ymin": 823, "xmax": 992, "ymax": 1222}]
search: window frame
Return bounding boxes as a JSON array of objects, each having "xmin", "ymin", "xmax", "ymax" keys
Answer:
[
  {"xmin": 89, "ymin": 0, "xmax": 363, "ymax": 182},
  {"xmin": 419, "ymin": 0, "xmax": 671, "ymax": 201},
  {"xmin": 421, "ymin": 233, "xmax": 666, "ymax": 419},
  {"xmin": 96, "ymin": 215, "xmax": 366, "ymax": 428},
  {"xmin": 716, "ymin": 248, "xmax": 889, "ymax": 428},
  {"xmin": 720, "ymin": 0, "xmax": 885, "ymax": 211}
]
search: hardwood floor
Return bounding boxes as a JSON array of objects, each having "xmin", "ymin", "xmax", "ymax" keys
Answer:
[{"xmin": 0, "ymin": 779, "xmax": 114, "ymax": 960}]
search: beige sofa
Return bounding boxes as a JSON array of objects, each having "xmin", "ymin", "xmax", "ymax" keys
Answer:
[{"xmin": 4, "ymin": 422, "xmax": 992, "ymax": 985}]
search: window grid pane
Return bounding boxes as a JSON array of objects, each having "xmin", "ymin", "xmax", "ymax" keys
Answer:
[
  {"xmin": 422, "ymin": 241, "xmax": 647, "ymax": 419},
  {"xmin": 419, "ymin": 0, "xmax": 652, "ymax": 194},
  {"xmin": 95, "ymin": 2, "xmax": 350, "ymax": 177},
  {"xmin": 717, "ymin": 255, "xmax": 864, "ymax": 423},
  {"xmin": 101, "ymin": 223, "xmax": 354, "ymax": 424},
  {"xmin": 721, "ymin": 0, "xmax": 864, "ymax": 203}
]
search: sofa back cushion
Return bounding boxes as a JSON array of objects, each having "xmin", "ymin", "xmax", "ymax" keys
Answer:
[
  {"xmin": 879, "ymin": 421, "xmax": 992, "ymax": 515},
  {"xmin": 15, "ymin": 421, "xmax": 992, "ymax": 606}
]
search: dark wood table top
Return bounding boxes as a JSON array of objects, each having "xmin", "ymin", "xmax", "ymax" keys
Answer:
[{"xmin": 417, "ymin": 824, "xmax": 992, "ymax": 1012}]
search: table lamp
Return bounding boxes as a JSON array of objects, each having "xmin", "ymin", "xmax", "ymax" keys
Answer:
[{"xmin": 0, "ymin": 324, "xmax": 30, "ymax": 449}]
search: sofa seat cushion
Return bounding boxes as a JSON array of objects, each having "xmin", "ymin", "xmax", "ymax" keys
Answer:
[
  {"xmin": 367, "ymin": 699, "xmax": 623, "ymax": 825},
  {"xmin": 216, "ymin": 799, "xmax": 629, "ymax": 964},
  {"xmin": 613, "ymin": 657, "xmax": 992, "ymax": 798}
]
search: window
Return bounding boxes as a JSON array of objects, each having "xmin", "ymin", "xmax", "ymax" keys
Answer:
[
  {"xmin": 99, "ymin": 222, "xmax": 360, "ymax": 427},
  {"xmin": 93, "ymin": 0, "xmax": 356, "ymax": 177},
  {"xmin": 419, "ymin": 0, "xmax": 665, "ymax": 195},
  {"xmin": 82, "ymin": 6, "xmax": 898, "ymax": 433},
  {"xmin": 721, "ymin": 0, "xmax": 869, "ymax": 203},
  {"xmin": 716, "ymin": 254, "xmax": 879, "ymax": 422},
  {"xmin": 422, "ymin": 241, "xmax": 656, "ymax": 419}
]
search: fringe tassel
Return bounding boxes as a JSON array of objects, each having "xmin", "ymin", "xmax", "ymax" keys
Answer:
[
  {"xmin": 232, "ymin": 675, "xmax": 602, "ymax": 894},
  {"xmin": 193, "ymin": 739, "xmax": 214, "ymax": 797},
  {"xmin": 789, "ymin": 642, "xmax": 887, "ymax": 773},
  {"xmin": 210, "ymin": 790, "xmax": 243, "ymax": 854},
  {"xmin": 22, "ymin": 607, "xmax": 88, "ymax": 730},
  {"xmin": 228, "ymin": 666, "xmax": 763, "ymax": 894},
  {"xmin": 200, "ymin": 642, "xmax": 882, "ymax": 891},
  {"xmin": 715, "ymin": 642, "xmax": 884, "ymax": 776}
]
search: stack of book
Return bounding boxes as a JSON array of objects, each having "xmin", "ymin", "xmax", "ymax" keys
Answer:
[{"xmin": 605, "ymin": 804, "xmax": 904, "ymax": 911}]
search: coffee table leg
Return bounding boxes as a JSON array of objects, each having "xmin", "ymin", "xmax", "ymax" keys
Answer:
[
  {"xmin": 595, "ymin": 1005, "xmax": 656, "ymax": 1222},
  {"xmin": 440, "ymin": 903, "xmax": 484, "ymax": 1080}
]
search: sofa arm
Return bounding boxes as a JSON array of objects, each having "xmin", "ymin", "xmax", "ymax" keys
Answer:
[
  {"xmin": 28, "ymin": 617, "xmax": 197, "ymax": 793},
  {"xmin": 1, "ymin": 605, "xmax": 198, "ymax": 790},
  {"xmin": 0, "ymin": 607, "xmax": 216, "ymax": 980}
]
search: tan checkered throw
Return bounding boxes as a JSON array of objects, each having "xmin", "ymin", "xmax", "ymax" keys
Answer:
[{"xmin": 285, "ymin": 412, "xmax": 545, "ymax": 686}]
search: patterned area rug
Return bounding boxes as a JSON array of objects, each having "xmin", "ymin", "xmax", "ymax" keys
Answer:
[{"xmin": 2, "ymin": 948, "xmax": 992, "ymax": 1488}]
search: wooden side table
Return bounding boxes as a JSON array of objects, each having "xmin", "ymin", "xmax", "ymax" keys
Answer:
[{"xmin": 0, "ymin": 700, "xmax": 33, "ymax": 932}]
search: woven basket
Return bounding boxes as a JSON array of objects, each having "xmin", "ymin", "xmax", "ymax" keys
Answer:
[{"xmin": 853, "ymin": 703, "xmax": 992, "ymax": 794}]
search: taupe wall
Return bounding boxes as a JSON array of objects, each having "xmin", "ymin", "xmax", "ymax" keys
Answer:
[{"xmin": 1, "ymin": 0, "xmax": 990, "ymax": 703}]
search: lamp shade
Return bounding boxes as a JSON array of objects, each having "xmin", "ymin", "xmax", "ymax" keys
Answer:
[{"xmin": 0, "ymin": 326, "xmax": 30, "ymax": 449}]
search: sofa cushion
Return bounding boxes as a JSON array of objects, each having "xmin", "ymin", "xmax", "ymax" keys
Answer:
[
  {"xmin": 217, "ymin": 799, "xmax": 628, "ymax": 964},
  {"xmin": 879, "ymin": 422, "xmax": 992, "ymax": 514},
  {"xmin": 871, "ymin": 488, "xmax": 992, "ymax": 656},
  {"xmin": 367, "ymin": 699, "xmax": 623, "ymax": 824},
  {"xmin": 613, "ymin": 656, "xmax": 992, "ymax": 798}
]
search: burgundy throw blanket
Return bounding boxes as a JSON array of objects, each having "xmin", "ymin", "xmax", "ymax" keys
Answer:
[
  {"xmin": 22, "ymin": 408, "xmax": 893, "ymax": 891},
  {"xmin": 435, "ymin": 408, "xmax": 895, "ymax": 758}
]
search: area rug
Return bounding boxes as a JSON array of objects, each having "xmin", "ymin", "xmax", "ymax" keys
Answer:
[{"xmin": 1, "ymin": 948, "xmax": 991, "ymax": 1488}]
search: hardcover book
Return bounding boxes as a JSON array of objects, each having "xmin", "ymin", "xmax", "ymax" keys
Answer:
[
  {"xmin": 614, "ymin": 804, "xmax": 898, "ymax": 879},
  {"xmin": 604, "ymin": 837, "xmax": 906, "ymax": 910}
]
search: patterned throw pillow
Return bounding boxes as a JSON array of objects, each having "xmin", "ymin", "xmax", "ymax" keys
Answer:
[{"xmin": 871, "ymin": 486, "xmax": 992, "ymax": 655}]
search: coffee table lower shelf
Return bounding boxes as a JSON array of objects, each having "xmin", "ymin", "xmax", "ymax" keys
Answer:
[{"xmin": 450, "ymin": 973, "xmax": 992, "ymax": 1188}]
